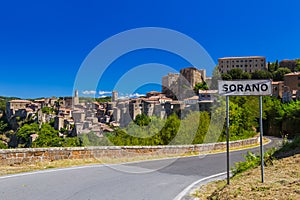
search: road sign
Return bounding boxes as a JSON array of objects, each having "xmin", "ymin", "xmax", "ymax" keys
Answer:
[
  {"xmin": 218, "ymin": 79, "xmax": 272, "ymax": 184},
  {"xmin": 218, "ymin": 80, "xmax": 272, "ymax": 96}
]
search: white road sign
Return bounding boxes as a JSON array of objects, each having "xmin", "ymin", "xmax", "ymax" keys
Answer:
[{"xmin": 218, "ymin": 80, "xmax": 272, "ymax": 96}]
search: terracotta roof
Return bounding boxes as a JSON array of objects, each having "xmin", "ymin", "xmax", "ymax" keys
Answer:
[
  {"xmin": 284, "ymin": 72, "xmax": 300, "ymax": 76},
  {"xmin": 25, "ymin": 108, "xmax": 33, "ymax": 112},
  {"xmin": 199, "ymin": 90, "xmax": 218, "ymax": 94},
  {"xmin": 9, "ymin": 99, "xmax": 32, "ymax": 103},
  {"xmin": 219, "ymin": 56, "xmax": 265, "ymax": 59},
  {"xmin": 272, "ymin": 81, "xmax": 284, "ymax": 84},
  {"xmin": 185, "ymin": 96, "xmax": 199, "ymax": 100}
]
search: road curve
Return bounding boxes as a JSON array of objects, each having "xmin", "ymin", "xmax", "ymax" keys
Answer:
[{"xmin": 0, "ymin": 137, "xmax": 281, "ymax": 200}]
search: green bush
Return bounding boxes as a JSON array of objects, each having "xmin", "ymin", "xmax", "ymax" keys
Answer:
[
  {"xmin": 232, "ymin": 151, "xmax": 260, "ymax": 175},
  {"xmin": 276, "ymin": 136, "xmax": 300, "ymax": 154},
  {"xmin": 0, "ymin": 142, "xmax": 7, "ymax": 149},
  {"xmin": 232, "ymin": 148, "xmax": 276, "ymax": 176}
]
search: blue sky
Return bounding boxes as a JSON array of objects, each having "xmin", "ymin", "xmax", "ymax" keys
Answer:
[{"xmin": 1, "ymin": 0, "xmax": 300, "ymax": 98}]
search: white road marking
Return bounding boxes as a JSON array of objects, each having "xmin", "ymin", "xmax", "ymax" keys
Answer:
[{"xmin": 173, "ymin": 171, "xmax": 227, "ymax": 200}]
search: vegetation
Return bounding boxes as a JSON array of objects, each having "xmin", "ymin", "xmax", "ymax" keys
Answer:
[
  {"xmin": 221, "ymin": 64, "xmax": 292, "ymax": 81},
  {"xmin": 134, "ymin": 113, "xmax": 151, "ymax": 126},
  {"xmin": 194, "ymin": 82, "xmax": 209, "ymax": 93},
  {"xmin": 274, "ymin": 136, "xmax": 300, "ymax": 157},
  {"xmin": 263, "ymin": 97, "xmax": 300, "ymax": 137},
  {"xmin": 41, "ymin": 106, "xmax": 56, "ymax": 114},
  {"xmin": 6, "ymin": 95, "xmax": 296, "ymax": 148},
  {"xmin": 78, "ymin": 132, "xmax": 110, "ymax": 146},
  {"xmin": 15, "ymin": 123, "xmax": 81, "ymax": 148},
  {"xmin": 232, "ymin": 148, "xmax": 276, "ymax": 176},
  {"xmin": 195, "ymin": 135, "xmax": 300, "ymax": 200}
]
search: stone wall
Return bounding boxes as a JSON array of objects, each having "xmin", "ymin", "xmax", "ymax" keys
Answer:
[{"xmin": 0, "ymin": 137, "xmax": 259, "ymax": 165}]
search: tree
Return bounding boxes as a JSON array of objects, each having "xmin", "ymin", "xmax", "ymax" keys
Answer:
[
  {"xmin": 251, "ymin": 70, "xmax": 273, "ymax": 79},
  {"xmin": 228, "ymin": 68, "xmax": 243, "ymax": 80},
  {"xmin": 32, "ymin": 123, "xmax": 81, "ymax": 147},
  {"xmin": 296, "ymin": 59, "xmax": 300, "ymax": 72},
  {"xmin": 41, "ymin": 107, "xmax": 54, "ymax": 114},
  {"xmin": 274, "ymin": 59, "xmax": 279, "ymax": 71},
  {"xmin": 221, "ymin": 73, "xmax": 232, "ymax": 80},
  {"xmin": 158, "ymin": 114, "xmax": 180, "ymax": 145},
  {"xmin": 194, "ymin": 82, "xmax": 208, "ymax": 94},
  {"xmin": 0, "ymin": 120, "xmax": 8, "ymax": 134},
  {"xmin": 227, "ymin": 96, "xmax": 258, "ymax": 140},
  {"xmin": 211, "ymin": 66, "xmax": 222, "ymax": 89},
  {"xmin": 134, "ymin": 113, "xmax": 151, "ymax": 127},
  {"xmin": 16, "ymin": 123, "xmax": 39, "ymax": 147},
  {"xmin": 241, "ymin": 72, "xmax": 252, "ymax": 79},
  {"xmin": 273, "ymin": 68, "xmax": 291, "ymax": 81}
]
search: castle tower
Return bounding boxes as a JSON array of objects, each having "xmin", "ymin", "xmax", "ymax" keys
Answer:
[
  {"xmin": 73, "ymin": 89, "xmax": 79, "ymax": 105},
  {"xmin": 112, "ymin": 91, "xmax": 118, "ymax": 102}
]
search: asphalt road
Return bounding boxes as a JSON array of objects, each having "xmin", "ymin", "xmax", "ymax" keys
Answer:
[{"xmin": 0, "ymin": 137, "xmax": 281, "ymax": 200}]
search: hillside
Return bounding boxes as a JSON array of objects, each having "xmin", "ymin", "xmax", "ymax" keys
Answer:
[{"xmin": 195, "ymin": 137, "xmax": 300, "ymax": 199}]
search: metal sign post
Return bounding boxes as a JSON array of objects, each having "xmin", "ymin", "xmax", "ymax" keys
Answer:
[
  {"xmin": 259, "ymin": 96, "xmax": 264, "ymax": 183},
  {"xmin": 226, "ymin": 96, "xmax": 230, "ymax": 185},
  {"xmin": 218, "ymin": 80, "xmax": 272, "ymax": 185}
]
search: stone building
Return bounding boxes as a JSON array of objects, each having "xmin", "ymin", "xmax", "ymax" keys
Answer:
[
  {"xmin": 198, "ymin": 90, "xmax": 218, "ymax": 112},
  {"xmin": 218, "ymin": 56, "xmax": 267, "ymax": 74},
  {"xmin": 73, "ymin": 90, "xmax": 79, "ymax": 105},
  {"xmin": 6, "ymin": 100, "xmax": 32, "ymax": 118},
  {"xmin": 162, "ymin": 67, "xmax": 205, "ymax": 99},
  {"xmin": 279, "ymin": 60, "xmax": 298, "ymax": 72},
  {"xmin": 54, "ymin": 116, "xmax": 64, "ymax": 130},
  {"xmin": 179, "ymin": 67, "xmax": 203, "ymax": 88},
  {"xmin": 284, "ymin": 72, "xmax": 300, "ymax": 91},
  {"xmin": 162, "ymin": 73, "xmax": 180, "ymax": 98},
  {"xmin": 272, "ymin": 81, "xmax": 284, "ymax": 98},
  {"xmin": 112, "ymin": 91, "xmax": 118, "ymax": 102},
  {"xmin": 129, "ymin": 99, "xmax": 142, "ymax": 120}
]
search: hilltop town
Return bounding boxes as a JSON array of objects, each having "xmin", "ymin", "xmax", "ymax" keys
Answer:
[{"xmin": 1, "ymin": 56, "xmax": 300, "ymax": 148}]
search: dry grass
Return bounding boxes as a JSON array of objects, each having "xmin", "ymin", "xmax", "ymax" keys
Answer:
[{"xmin": 195, "ymin": 154, "xmax": 300, "ymax": 200}]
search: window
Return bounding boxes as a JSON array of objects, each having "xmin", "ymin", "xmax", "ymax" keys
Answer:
[
  {"xmin": 249, "ymin": 60, "xmax": 252, "ymax": 62},
  {"xmin": 298, "ymin": 76, "xmax": 300, "ymax": 80},
  {"xmin": 245, "ymin": 60, "xmax": 248, "ymax": 62},
  {"xmin": 245, "ymin": 64, "xmax": 248, "ymax": 67},
  {"xmin": 236, "ymin": 65, "xmax": 239, "ymax": 67},
  {"xmin": 227, "ymin": 65, "xmax": 229, "ymax": 68}
]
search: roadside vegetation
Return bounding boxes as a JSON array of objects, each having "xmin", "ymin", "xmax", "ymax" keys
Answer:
[{"xmin": 194, "ymin": 136, "xmax": 300, "ymax": 199}]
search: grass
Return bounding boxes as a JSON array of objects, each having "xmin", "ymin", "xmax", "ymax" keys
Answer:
[
  {"xmin": 0, "ymin": 138, "xmax": 268, "ymax": 176},
  {"xmin": 193, "ymin": 136, "xmax": 300, "ymax": 200},
  {"xmin": 195, "ymin": 154, "xmax": 300, "ymax": 200}
]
